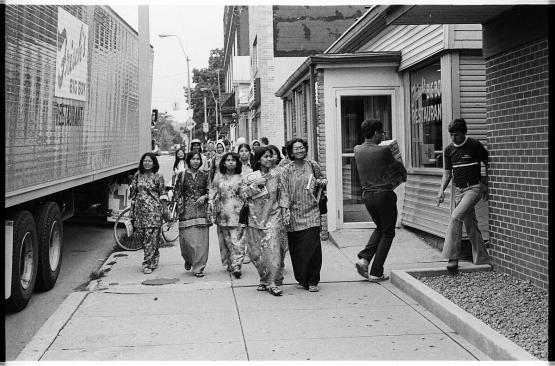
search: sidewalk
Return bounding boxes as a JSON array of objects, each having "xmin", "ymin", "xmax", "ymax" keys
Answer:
[{"xmin": 17, "ymin": 226, "xmax": 490, "ymax": 361}]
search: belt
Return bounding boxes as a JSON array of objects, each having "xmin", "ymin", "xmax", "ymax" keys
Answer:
[{"xmin": 456, "ymin": 181, "xmax": 480, "ymax": 189}]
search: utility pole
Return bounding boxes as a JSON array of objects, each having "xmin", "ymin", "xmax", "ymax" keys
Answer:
[{"xmin": 203, "ymin": 95, "xmax": 207, "ymax": 141}]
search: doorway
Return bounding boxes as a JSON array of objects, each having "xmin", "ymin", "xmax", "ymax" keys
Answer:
[{"xmin": 339, "ymin": 94, "xmax": 393, "ymax": 226}]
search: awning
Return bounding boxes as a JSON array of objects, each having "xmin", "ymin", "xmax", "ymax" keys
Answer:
[{"xmin": 385, "ymin": 5, "xmax": 514, "ymax": 26}]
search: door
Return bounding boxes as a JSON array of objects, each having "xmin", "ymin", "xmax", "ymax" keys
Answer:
[{"xmin": 339, "ymin": 94, "xmax": 393, "ymax": 228}]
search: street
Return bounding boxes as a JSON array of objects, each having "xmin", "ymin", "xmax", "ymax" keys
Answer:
[
  {"xmin": 5, "ymin": 219, "xmax": 114, "ymax": 360},
  {"xmin": 5, "ymin": 155, "xmax": 174, "ymax": 361}
]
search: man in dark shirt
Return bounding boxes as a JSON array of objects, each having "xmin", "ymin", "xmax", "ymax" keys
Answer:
[
  {"xmin": 437, "ymin": 118, "xmax": 490, "ymax": 270},
  {"xmin": 354, "ymin": 119, "xmax": 407, "ymax": 282}
]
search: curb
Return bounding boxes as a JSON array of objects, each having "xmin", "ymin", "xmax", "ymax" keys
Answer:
[
  {"xmin": 16, "ymin": 291, "xmax": 88, "ymax": 361},
  {"xmin": 391, "ymin": 266, "xmax": 538, "ymax": 361}
]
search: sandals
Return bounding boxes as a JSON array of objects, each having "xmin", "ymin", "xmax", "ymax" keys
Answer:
[
  {"xmin": 268, "ymin": 286, "xmax": 282, "ymax": 297},
  {"xmin": 194, "ymin": 272, "xmax": 205, "ymax": 278},
  {"xmin": 143, "ymin": 268, "xmax": 152, "ymax": 274},
  {"xmin": 256, "ymin": 284, "xmax": 267, "ymax": 291},
  {"xmin": 184, "ymin": 263, "xmax": 192, "ymax": 271}
]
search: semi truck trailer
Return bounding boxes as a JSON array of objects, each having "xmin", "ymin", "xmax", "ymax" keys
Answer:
[{"xmin": 4, "ymin": 5, "xmax": 153, "ymax": 311}]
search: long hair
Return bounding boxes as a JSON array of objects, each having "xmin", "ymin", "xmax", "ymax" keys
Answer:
[
  {"xmin": 218, "ymin": 152, "xmax": 242, "ymax": 175},
  {"xmin": 267, "ymin": 144, "xmax": 282, "ymax": 165},
  {"xmin": 138, "ymin": 152, "xmax": 160, "ymax": 173},
  {"xmin": 186, "ymin": 151, "xmax": 203, "ymax": 169},
  {"xmin": 173, "ymin": 148, "xmax": 186, "ymax": 171},
  {"xmin": 237, "ymin": 143, "xmax": 253, "ymax": 167},
  {"xmin": 252, "ymin": 146, "xmax": 272, "ymax": 172}
]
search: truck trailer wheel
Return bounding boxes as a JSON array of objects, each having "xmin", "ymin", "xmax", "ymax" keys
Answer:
[
  {"xmin": 8, "ymin": 210, "xmax": 39, "ymax": 312},
  {"xmin": 34, "ymin": 202, "xmax": 63, "ymax": 291}
]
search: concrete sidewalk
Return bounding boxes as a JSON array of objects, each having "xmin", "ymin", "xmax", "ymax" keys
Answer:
[{"xmin": 17, "ymin": 226, "xmax": 490, "ymax": 361}]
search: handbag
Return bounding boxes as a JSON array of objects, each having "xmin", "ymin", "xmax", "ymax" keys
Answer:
[
  {"xmin": 308, "ymin": 161, "xmax": 328, "ymax": 215},
  {"xmin": 239, "ymin": 200, "xmax": 249, "ymax": 225}
]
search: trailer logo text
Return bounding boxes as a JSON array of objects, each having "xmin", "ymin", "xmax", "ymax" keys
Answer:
[{"xmin": 55, "ymin": 8, "xmax": 89, "ymax": 102}]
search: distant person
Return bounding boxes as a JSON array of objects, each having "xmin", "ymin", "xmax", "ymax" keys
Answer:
[
  {"xmin": 189, "ymin": 139, "xmax": 209, "ymax": 171},
  {"xmin": 251, "ymin": 139, "xmax": 261, "ymax": 150},
  {"xmin": 278, "ymin": 141, "xmax": 293, "ymax": 168},
  {"xmin": 281, "ymin": 138, "xmax": 326, "ymax": 292},
  {"xmin": 210, "ymin": 140, "xmax": 226, "ymax": 182},
  {"xmin": 241, "ymin": 146, "xmax": 287, "ymax": 296},
  {"xmin": 130, "ymin": 153, "xmax": 170, "ymax": 274},
  {"xmin": 172, "ymin": 148, "xmax": 186, "ymax": 186},
  {"xmin": 223, "ymin": 139, "xmax": 232, "ymax": 152},
  {"xmin": 209, "ymin": 152, "xmax": 245, "ymax": 278},
  {"xmin": 437, "ymin": 118, "xmax": 490, "ymax": 270},
  {"xmin": 259, "ymin": 137, "xmax": 269, "ymax": 146},
  {"xmin": 235, "ymin": 137, "xmax": 247, "ymax": 152},
  {"xmin": 205, "ymin": 140, "xmax": 216, "ymax": 168},
  {"xmin": 354, "ymin": 119, "xmax": 407, "ymax": 282},
  {"xmin": 237, "ymin": 143, "xmax": 254, "ymax": 175},
  {"xmin": 172, "ymin": 151, "xmax": 211, "ymax": 277}
]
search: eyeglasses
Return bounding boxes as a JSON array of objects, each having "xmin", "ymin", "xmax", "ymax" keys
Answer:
[{"xmin": 293, "ymin": 147, "xmax": 306, "ymax": 152}]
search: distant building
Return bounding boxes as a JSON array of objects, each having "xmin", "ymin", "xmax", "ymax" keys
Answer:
[{"xmin": 222, "ymin": 5, "xmax": 367, "ymax": 148}]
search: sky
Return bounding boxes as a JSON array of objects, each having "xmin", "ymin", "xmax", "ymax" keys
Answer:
[{"xmin": 110, "ymin": 5, "xmax": 225, "ymax": 123}]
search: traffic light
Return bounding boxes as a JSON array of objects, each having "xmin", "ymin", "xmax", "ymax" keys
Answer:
[{"xmin": 151, "ymin": 109, "xmax": 158, "ymax": 125}]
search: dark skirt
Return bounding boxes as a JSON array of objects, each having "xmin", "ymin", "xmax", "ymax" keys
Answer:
[{"xmin": 287, "ymin": 226, "xmax": 322, "ymax": 287}]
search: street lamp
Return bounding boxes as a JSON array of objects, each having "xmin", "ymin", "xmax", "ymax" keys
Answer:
[
  {"xmin": 158, "ymin": 34, "xmax": 192, "ymax": 140},
  {"xmin": 201, "ymin": 87, "xmax": 219, "ymax": 141}
]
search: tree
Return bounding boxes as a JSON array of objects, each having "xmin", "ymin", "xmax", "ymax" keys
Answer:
[
  {"xmin": 151, "ymin": 112, "xmax": 182, "ymax": 150},
  {"xmin": 186, "ymin": 48, "xmax": 225, "ymax": 142}
]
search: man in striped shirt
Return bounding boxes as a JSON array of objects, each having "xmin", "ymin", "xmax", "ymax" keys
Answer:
[{"xmin": 436, "ymin": 118, "xmax": 491, "ymax": 270}]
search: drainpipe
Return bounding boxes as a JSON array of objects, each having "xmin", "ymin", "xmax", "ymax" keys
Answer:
[{"xmin": 309, "ymin": 62, "xmax": 318, "ymax": 163}]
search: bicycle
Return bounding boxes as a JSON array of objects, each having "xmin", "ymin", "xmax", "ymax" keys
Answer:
[{"xmin": 113, "ymin": 201, "xmax": 179, "ymax": 251}]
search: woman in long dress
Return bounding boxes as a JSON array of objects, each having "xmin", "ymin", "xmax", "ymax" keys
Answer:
[
  {"xmin": 237, "ymin": 143, "xmax": 254, "ymax": 175},
  {"xmin": 209, "ymin": 140, "xmax": 226, "ymax": 182},
  {"xmin": 209, "ymin": 152, "xmax": 245, "ymax": 277},
  {"xmin": 241, "ymin": 146, "xmax": 288, "ymax": 296},
  {"xmin": 130, "ymin": 153, "xmax": 169, "ymax": 274},
  {"xmin": 281, "ymin": 138, "xmax": 327, "ymax": 292},
  {"xmin": 172, "ymin": 151, "xmax": 211, "ymax": 277}
]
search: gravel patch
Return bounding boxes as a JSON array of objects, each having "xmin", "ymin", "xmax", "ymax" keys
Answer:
[{"xmin": 420, "ymin": 271, "xmax": 548, "ymax": 360}]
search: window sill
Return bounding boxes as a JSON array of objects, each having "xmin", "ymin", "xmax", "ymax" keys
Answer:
[{"xmin": 408, "ymin": 168, "xmax": 444, "ymax": 176}]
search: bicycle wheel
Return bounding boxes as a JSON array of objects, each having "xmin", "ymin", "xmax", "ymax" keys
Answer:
[
  {"xmin": 161, "ymin": 203, "xmax": 179, "ymax": 242},
  {"xmin": 113, "ymin": 207, "xmax": 143, "ymax": 251}
]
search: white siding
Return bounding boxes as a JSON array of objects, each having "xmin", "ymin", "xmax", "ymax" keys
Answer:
[
  {"xmin": 452, "ymin": 24, "xmax": 482, "ymax": 49},
  {"xmin": 459, "ymin": 53, "xmax": 487, "ymax": 145},
  {"xmin": 359, "ymin": 25, "xmax": 445, "ymax": 70}
]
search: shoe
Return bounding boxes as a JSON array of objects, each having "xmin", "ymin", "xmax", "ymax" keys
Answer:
[
  {"xmin": 143, "ymin": 268, "xmax": 152, "ymax": 274},
  {"xmin": 308, "ymin": 285, "xmax": 319, "ymax": 292},
  {"xmin": 368, "ymin": 274, "xmax": 389, "ymax": 282},
  {"xmin": 268, "ymin": 286, "xmax": 282, "ymax": 296},
  {"xmin": 295, "ymin": 283, "xmax": 307, "ymax": 290},
  {"xmin": 256, "ymin": 284, "xmax": 268, "ymax": 291},
  {"xmin": 184, "ymin": 263, "xmax": 192, "ymax": 271},
  {"xmin": 356, "ymin": 259, "xmax": 369, "ymax": 279},
  {"xmin": 194, "ymin": 272, "xmax": 205, "ymax": 277},
  {"xmin": 447, "ymin": 260, "xmax": 459, "ymax": 271},
  {"xmin": 233, "ymin": 271, "xmax": 242, "ymax": 279}
]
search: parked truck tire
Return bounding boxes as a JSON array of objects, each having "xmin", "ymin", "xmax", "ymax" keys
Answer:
[
  {"xmin": 34, "ymin": 202, "xmax": 63, "ymax": 291},
  {"xmin": 8, "ymin": 210, "xmax": 39, "ymax": 312}
]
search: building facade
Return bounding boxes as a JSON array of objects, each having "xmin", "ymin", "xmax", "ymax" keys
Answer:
[
  {"xmin": 223, "ymin": 5, "xmax": 367, "ymax": 148},
  {"xmin": 278, "ymin": 5, "xmax": 549, "ymax": 289}
]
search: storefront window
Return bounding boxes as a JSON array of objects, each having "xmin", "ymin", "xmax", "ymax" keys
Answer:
[{"xmin": 410, "ymin": 61, "xmax": 443, "ymax": 168}]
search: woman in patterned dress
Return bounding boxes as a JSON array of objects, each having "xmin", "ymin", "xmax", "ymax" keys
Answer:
[
  {"xmin": 130, "ymin": 153, "xmax": 169, "ymax": 274},
  {"xmin": 281, "ymin": 138, "xmax": 327, "ymax": 292},
  {"xmin": 172, "ymin": 148, "xmax": 186, "ymax": 186},
  {"xmin": 172, "ymin": 151, "xmax": 212, "ymax": 277},
  {"xmin": 241, "ymin": 147, "xmax": 288, "ymax": 296},
  {"xmin": 209, "ymin": 152, "xmax": 245, "ymax": 278},
  {"xmin": 209, "ymin": 140, "xmax": 226, "ymax": 182}
]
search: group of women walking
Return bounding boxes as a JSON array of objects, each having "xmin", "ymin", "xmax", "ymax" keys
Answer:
[{"xmin": 130, "ymin": 137, "xmax": 327, "ymax": 296}]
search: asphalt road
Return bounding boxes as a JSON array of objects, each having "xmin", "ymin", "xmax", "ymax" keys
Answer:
[{"xmin": 4, "ymin": 155, "xmax": 175, "ymax": 361}]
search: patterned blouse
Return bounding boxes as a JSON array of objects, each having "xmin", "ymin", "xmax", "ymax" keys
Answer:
[
  {"xmin": 209, "ymin": 173, "xmax": 243, "ymax": 227},
  {"xmin": 130, "ymin": 172, "xmax": 168, "ymax": 228},
  {"xmin": 281, "ymin": 159, "xmax": 323, "ymax": 232},
  {"xmin": 172, "ymin": 169, "xmax": 211, "ymax": 228},
  {"xmin": 241, "ymin": 169, "xmax": 288, "ymax": 230}
]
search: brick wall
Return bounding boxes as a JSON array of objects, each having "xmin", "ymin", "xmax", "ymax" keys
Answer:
[
  {"xmin": 485, "ymin": 38, "xmax": 549, "ymax": 289},
  {"xmin": 316, "ymin": 70, "xmax": 328, "ymax": 240}
]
